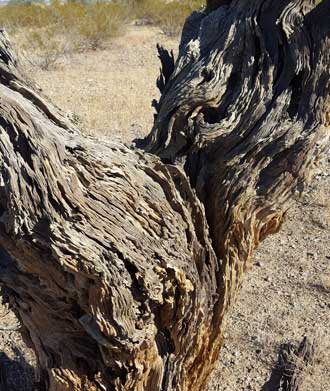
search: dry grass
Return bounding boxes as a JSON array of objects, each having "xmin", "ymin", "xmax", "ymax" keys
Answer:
[
  {"xmin": 131, "ymin": 0, "xmax": 205, "ymax": 36},
  {"xmin": 2, "ymin": 4, "xmax": 124, "ymax": 69},
  {"xmin": 33, "ymin": 26, "xmax": 177, "ymax": 142},
  {"xmin": 0, "ymin": 0, "xmax": 205, "ymax": 69},
  {"xmin": 1, "ymin": 2, "xmax": 127, "ymax": 69}
]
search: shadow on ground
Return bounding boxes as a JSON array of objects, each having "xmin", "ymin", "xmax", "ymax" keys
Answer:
[
  {"xmin": 0, "ymin": 348, "xmax": 36, "ymax": 391},
  {"xmin": 262, "ymin": 369, "xmax": 282, "ymax": 391}
]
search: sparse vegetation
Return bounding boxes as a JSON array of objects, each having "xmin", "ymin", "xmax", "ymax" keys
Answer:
[
  {"xmin": 131, "ymin": 0, "xmax": 205, "ymax": 36},
  {"xmin": 0, "ymin": 1, "xmax": 128, "ymax": 69},
  {"xmin": 0, "ymin": 0, "xmax": 205, "ymax": 69}
]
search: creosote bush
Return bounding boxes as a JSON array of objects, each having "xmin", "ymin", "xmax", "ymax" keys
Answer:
[
  {"xmin": 18, "ymin": 27, "xmax": 73, "ymax": 70},
  {"xmin": 0, "ymin": 1, "xmax": 127, "ymax": 69}
]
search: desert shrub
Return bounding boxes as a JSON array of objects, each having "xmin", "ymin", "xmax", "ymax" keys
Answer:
[
  {"xmin": 0, "ymin": 0, "xmax": 205, "ymax": 70},
  {"xmin": 0, "ymin": 1, "xmax": 127, "ymax": 68},
  {"xmin": 129, "ymin": 0, "xmax": 205, "ymax": 36},
  {"xmin": 0, "ymin": 4, "xmax": 69, "ymax": 69},
  {"xmin": 75, "ymin": 3, "xmax": 125, "ymax": 50},
  {"xmin": 19, "ymin": 27, "xmax": 73, "ymax": 70}
]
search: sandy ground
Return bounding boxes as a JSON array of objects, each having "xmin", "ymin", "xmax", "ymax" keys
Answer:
[
  {"xmin": 1, "ymin": 25, "xmax": 329, "ymax": 390},
  {"xmin": 33, "ymin": 25, "xmax": 174, "ymax": 143},
  {"xmin": 210, "ymin": 165, "xmax": 330, "ymax": 390}
]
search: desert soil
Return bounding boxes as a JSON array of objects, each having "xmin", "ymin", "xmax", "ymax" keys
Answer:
[{"xmin": 1, "ymin": 25, "xmax": 329, "ymax": 391}]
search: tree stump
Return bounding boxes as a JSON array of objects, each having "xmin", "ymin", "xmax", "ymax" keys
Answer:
[{"xmin": 0, "ymin": 1, "xmax": 329, "ymax": 390}]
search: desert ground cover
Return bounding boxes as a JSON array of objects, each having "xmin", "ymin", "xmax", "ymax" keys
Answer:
[
  {"xmin": 0, "ymin": 0, "xmax": 204, "ymax": 69},
  {"xmin": 0, "ymin": 22, "xmax": 329, "ymax": 391}
]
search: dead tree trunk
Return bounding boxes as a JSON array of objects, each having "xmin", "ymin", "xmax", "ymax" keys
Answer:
[{"xmin": 0, "ymin": 0, "xmax": 329, "ymax": 390}]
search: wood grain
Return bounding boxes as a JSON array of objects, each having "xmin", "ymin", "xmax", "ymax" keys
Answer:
[{"xmin": 0, "ymin": 1, "xmax": 329, "ymax": 389}]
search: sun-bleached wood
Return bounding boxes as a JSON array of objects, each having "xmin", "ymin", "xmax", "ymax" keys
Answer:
[{"xmin": 0, "ymin": 0, "xmax": 329, "ymax": 390}]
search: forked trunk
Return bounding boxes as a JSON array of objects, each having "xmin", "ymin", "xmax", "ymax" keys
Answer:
[{"xmin": 0, "ymin": 1, "xmax": 329, "ymax": 390}]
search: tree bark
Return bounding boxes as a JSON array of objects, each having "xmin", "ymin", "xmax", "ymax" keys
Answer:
[{"xmin": 0, "ymin": 1, "xmax": 329, "ymax": 390}]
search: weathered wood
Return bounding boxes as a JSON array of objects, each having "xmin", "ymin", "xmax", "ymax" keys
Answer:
[
  {"xmin": 0, "ymin": 29, "xmax": 221, "ymax": 391},
  {"xmin": 0, "ymin": 1, "xmax": 329, "ymax": 390},
  {"xmin": 146, "ymin": 0, "xmax": 330, "ymax": 310},
  {"xmin": 276, "ymin": 337, "xmax": 315, "ymax": 391}
]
